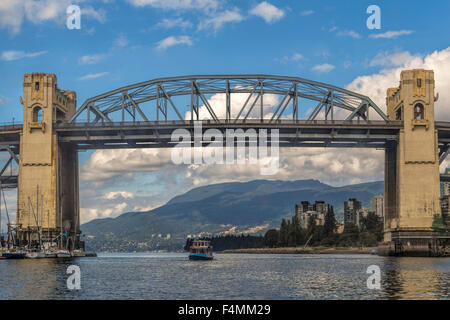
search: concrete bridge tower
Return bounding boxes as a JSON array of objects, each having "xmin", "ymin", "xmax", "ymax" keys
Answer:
[
  {"xmin": 17, "ymin": 73, "xmax": 80, "ymax": 247},
  {"xmin": 382, "ymin": 69, "xmax": 441, "ymax": 255}
]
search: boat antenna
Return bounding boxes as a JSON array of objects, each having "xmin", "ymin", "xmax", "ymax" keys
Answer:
[
  {"xmin": 28, "ymin": 196, "xmax": 45, "ymax": 253},
  {"xmin": 1, "ymin": 185, "xmax": 12, "ymax": 249}
]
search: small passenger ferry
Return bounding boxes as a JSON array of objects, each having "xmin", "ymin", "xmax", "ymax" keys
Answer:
[{"xmin": 189, "ymin": 240, "xmax": 214, "ymax": 260}]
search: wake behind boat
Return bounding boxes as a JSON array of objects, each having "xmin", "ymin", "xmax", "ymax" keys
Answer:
[{"xmin": 189, "ymin": 240, "xmax": 214, "ymax": 260}]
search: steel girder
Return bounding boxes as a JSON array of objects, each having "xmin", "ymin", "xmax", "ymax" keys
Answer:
[
  {"xmin": 57, "ymin": 119, "xmax": 401, "ymax": 150},
  {"xmin": 0, "ymin": 145, "xmax": 19, "ymax": 189},
  {"xmin": 69, "ymin": 75, "xmax": 389, "ymax": 124}
]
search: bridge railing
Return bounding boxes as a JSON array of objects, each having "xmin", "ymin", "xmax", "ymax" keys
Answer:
[
  {"xmin": 0, "ymin": 123, "xmax": 23, "ymax": 130},
  {"xmin": 57, "ymin": 119, "xmax": 403, "ymax": 128}
]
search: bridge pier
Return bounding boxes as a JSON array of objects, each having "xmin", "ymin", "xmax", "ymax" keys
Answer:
[
  {"xmin": 16, "ymin": 73, "xmax": 81, "ymax": 250},
  {"xmin": 379, "ymin": 69, "xmax": 445, "ymax": 256}
]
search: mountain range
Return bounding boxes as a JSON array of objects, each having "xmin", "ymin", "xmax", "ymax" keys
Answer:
[{"xmin": 81, "ymin": 179, "xmax": 384, "ymax": 252}]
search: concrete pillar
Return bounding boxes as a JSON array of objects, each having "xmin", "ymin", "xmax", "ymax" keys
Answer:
[
  {"xmin": 17, "ymin": 73, "xmax": 79, "ymax": 247},
  {"xmin": 380, "ymin": 69, "xmax": 441, "ymax": 256}
]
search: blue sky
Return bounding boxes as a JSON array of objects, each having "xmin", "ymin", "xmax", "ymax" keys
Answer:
[{"xmin": 1, "ymin": 0, "xmax": 450, "ymax": 223}]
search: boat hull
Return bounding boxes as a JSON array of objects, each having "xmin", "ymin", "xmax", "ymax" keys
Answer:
[
  {"xmin": 189, "ymin": 253, "xmax": 214, "ymax": 261},
  {"xmin": 1, "ymin": 253, "xmax": 26, "ymax": 259},
  {"xmin": 25, "ymin": 252, "xmax": 46, "ymax": 259}
]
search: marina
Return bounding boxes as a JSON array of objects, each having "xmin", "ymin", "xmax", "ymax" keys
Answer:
[{"xmin": 0, "ymin": 185, "xmax": 96, "ymax": 260}]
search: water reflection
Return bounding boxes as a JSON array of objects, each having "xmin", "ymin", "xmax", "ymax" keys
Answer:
[
  {"xmin": 382, "ymin": 258, "xmax": 450, "ymax": 300},
  {"xmin": 0, "ymin": 254, "xmax": 448, "ymax": 300},
  {"xmin": 0, "ymin": 258, "xmax": 76, "ymax": 299}
]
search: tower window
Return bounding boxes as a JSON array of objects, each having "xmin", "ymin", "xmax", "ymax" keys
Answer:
[
  {"xmin": 35, "ymin": 82, "xmax": 40, "ymax": 91},
  {"xmin": 396, "ymin": 107, "xmax": 402, "ymax": 120},
  {"xmin": 33, "ymin": 106, "xmax": 43, "ymax": 122},
  {"xmin": 414, "ymin": 103, "xmax": 424, "ymax": 120},
  {"xmin": 417, "ymin": 78, "xmax": 422, "ymax": 88}
]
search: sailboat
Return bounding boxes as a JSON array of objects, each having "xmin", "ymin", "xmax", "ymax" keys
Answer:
[
  {"xmin": 24, "ymin": 187, "xmax": 47, "ymax": 259},
  {"xmin": 0, "ymin": 185, "xmax": 26, "ymax": 259}
]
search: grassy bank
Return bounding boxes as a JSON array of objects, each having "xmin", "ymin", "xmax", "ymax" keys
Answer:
[{"xmin": 220, "ymin": 246, "xmax": 376, "ymax": 254}]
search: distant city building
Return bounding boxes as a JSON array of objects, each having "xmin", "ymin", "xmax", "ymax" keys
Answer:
[
  {"xmin": 344, "ymin": 198, "xmax": 362, "ymax": 226},
  {"xmin": 440, "ymin": 194, "xmax": 450, "ymax": 226},
  {"xmin": 444, "ymin": 168, "xmax": 450, "ymax": 196},
  {"xmin": 371, "ymin": 195, "xmax": 384, "ymax": 219},
  {"xmin": 295, "ymin": 200, "xmax": 330, "ymax": 229},
  {"xmin": 360, "ymin": 207, "xmax": 369, "ymax": 218}
]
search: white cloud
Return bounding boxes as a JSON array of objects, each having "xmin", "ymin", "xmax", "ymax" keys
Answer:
[
  {"xmin": 276, "ymin": 53, "xmax": 304, "ymax": 63},
  {"xmin": 369, "ymin": 30, "xmax": 413, "ymax": 39},
  {"xmin": 103, "ymin": 191, "xmax": 135, "ymax": 200},
  {"xmin": 126, "ymin": 0, "xmax": 219, "ymax": 12},
  {"xmin": 300, "ymin": 10, "xmax": 314, "ymax": 16},
  {"xmin": 337, "ymin": 30, "xmax": 361, "ymax": 39},
  {"xmin": 184, "ymin": 86, "xmax": 280, "ymax": 120},
  {"xmin": 155, "ymin": 18, "xmax": 193, "ymax": 29},
  {"xmin": 312, "ymin": 63, "xmax": 335, "ymax": 73},
  {"xmin": 369, "ymin": 51, "xmax": 417, "ymax": 67},
  {"xmin": 198, "ymin": 8, "xmax": 244, "ymax": 31},
  {"xmin": 0, "ymin": 0, "xmax": 106, "ymax": 34},
  {"xmin": 156, "ymin": 35, "xmax": 193, "ymax": 50},
  {"xmin": 81, "ymin": 5, "xmax": 107, "ymax": 23},
  {"xmin": 81, "ymin": 202, "xmax": 129, "ymax": 223},
  {"xmin": 77, "ymin": 72, "xmax": 109, "ymax": 80},
  {"xmin": 347, "ymin": 47, "xmax": 450, "ymax": 121},
  {"xmin": 114, "ymin": 33, "xmax": 128, "ymax": 48},
  {"xmin": 250, "ymin": 1, "xmax": 284, "ymax": 23},
  {"xmin": 81, "ymin": 148, "xmax": 176, "ymax": 182},
  {"xmin": 0, "ymin": 50, "xmax": 47, "ymax": 61},
  {"xmin": 78, "ymin": 54, "xmax": 105, "ymax": 65}
]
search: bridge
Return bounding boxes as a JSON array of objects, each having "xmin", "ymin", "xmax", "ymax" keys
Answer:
[{"xmin": 0, "ymin": 70, "xmax": 448, "ymax": 256}]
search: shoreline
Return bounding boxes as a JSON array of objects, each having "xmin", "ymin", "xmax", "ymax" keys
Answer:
[{"xmin": 219, "ymin": 247, "xmax": 376, "ymax": 255}]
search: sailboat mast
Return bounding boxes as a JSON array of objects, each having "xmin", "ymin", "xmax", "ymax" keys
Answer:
[
  {"xmin": 0, "ymin": 183, "xmax": 2, "ymax": 248},
  {"xmin": 47, "ymin": 209, "xmax": 49, "ymax": 247}
]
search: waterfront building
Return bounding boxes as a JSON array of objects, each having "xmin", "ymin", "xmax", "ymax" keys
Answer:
[
  {"xmin": 295, "ymin": 200, "xmax": 330, "ymax": 229},
  {"xmin": 371, "ymin": 195, "xmax": 384, "ymax": 219},
  {"xmin": 344, "ymin": 198, "xmax": 362, "ymax": 226}
]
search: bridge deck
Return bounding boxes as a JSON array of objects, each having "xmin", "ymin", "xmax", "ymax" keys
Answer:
[
  {"xmin": 55, "ymin": 120, "xmax": 402, "ymax": 149},
  {"xmin": 1, "ymin": 120, "xmax": 450, "ymax": 150}
]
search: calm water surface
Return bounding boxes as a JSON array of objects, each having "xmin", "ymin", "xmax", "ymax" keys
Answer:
[{"xmin": 0, "ymin": 253, "xmax": 448, "ymax": 300}]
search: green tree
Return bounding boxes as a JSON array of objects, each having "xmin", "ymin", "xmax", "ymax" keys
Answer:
[
  {"xmin": 278, "ymin": 219, "xmax": 288, "ymax": 247},
  {"xmin": 293, "ymin": 216, "xmax": 306, "ymax": 246},
  {"xmin": 359, "ymin": 231, "xmax": 377, "ymax": 247},
  {"xmin": 264, "ymin": 229, "xmax": 279, "ymax": 248},
  {"xmin": 323, "ymin": 205, "xmax": 337, "ymax": 238},
  {"xmin": 432, "ymin": 214, "xmax": 448, "ymax": 235},
  {"xmin": 339, "ymin": 223, "xmax": 359, "ymax": 247}
]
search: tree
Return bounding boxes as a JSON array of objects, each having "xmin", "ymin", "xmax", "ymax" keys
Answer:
[
  {"xmin": 264, "ymin": 229, "xmax": 279, "ymax": 248},
  {"xmin": 359, "ymin": 231, "xmax": 377, "ymax": 247},
  {"xmin": 292, "ymin": 216, "xmax": 306, "ymax": 246},
  {"xmin": 278, "ymin": 219, "xmax": 288, "ymax": 247},
  {"xmin": 323, "ymin": 205, "xmax": 337, "ymax": 238},
  {"xmin": 339, "ymin": 223, "xmax": 359, "ymax": 247},
  {"xmin": 306, "ymin": 216, "xmax": 324, "ymax": 246},
  {"xmin": 287, "ymin": 218, "xmax": 298, "ymax": 247},
  {"xmin": 432, "ymin": 214, "xmax": 448, "ymax": 235}
]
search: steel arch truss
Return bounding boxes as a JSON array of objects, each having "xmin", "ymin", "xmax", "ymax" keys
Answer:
[
  {"xmin": 69, "ymin": 75, "xmax": 389, "ymax": 124},
  {"xmin": 0, "ymin": 145, "xmax": 19, "ymax": 189}
]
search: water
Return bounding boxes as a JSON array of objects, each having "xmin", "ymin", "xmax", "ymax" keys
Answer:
[{"xmin": 0, "ymin": 253, "xmax": 448, "ymax": 300}]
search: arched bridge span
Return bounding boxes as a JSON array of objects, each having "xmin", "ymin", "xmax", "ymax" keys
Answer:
[{"xmin": 69, "ymin": 75, "xmax": 389, "ymax": 124}]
